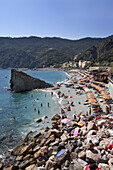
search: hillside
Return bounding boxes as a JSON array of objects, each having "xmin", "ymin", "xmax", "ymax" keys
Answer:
[
  {"xmin": 78, "ymin": 39, "xmax": 113, "ymax": 66},
  {"xmin": 0, "ymin": 35, "xmax": 113, "ymax": 68}
]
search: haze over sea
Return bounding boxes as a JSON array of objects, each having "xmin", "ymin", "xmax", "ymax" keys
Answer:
[{"xmin": 0, "ymin": 69, "xmax": 67, "ymax": 155}]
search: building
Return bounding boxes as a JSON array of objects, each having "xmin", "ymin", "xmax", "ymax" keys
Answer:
[{"xmin": 79, "ymin": 60, "xmax": 90, "ymax": 68}]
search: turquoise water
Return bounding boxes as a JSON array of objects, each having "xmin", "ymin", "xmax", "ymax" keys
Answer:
[{"xmin": 0, "ymin": 69, "xmax": 67, "ymax": 154}]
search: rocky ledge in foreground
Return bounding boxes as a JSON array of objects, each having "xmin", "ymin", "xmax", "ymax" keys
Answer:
[{"xmin": 10, "ymin": 69, "xmax": 53, "ymax": 92}]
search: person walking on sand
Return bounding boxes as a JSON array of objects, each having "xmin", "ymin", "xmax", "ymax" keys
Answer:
[{"xmin": 48, "ymin": 102, "xmax": 49, "ymax": 107}]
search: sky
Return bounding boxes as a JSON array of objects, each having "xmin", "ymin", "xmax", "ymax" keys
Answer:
[{"xmin": 0, "ymin": 0, "xmax": 113, "ymax": 40}]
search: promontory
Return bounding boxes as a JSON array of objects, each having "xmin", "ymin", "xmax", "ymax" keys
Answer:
[{"xmin": 10, "ymin": 69, "xmax": 53, "ymax": 92}]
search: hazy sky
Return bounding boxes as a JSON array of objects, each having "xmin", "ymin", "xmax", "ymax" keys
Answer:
[{"xmin": 0, "ymin": 0, "xmax": 113, "ymax": 40}]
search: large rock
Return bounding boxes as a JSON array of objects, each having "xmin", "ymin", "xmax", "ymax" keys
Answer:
[
  {"xmin": 86, "ymin": 148, "xmax": 101, "ymax": 163},
  {"xmin": 98, "ymin": 163, "xmax": 110, "ymax": 170},
  {"xmin": 87, "ymin": 121, "xmax": 97, "ymax": 131},
  {"xmin": 10, "ymin": 69, "xmax": 53, "ymax": 92}
]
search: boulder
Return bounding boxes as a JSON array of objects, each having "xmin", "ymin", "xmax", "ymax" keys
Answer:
[
  {"xmin": 61, "ymin": 134, "xmax": 68, "ymax": 142},
  {"xmin": 36, "ymin": 119, "xmax": 42, "ymax": 123},
  {"xmin": 42, "ymin": 116, "xmax": 48, "ymax": 120},
  {"xmin": 11, "ymin": 144, "xmax": 25, "ymax": 156},
  {"xmin": 34, "ymin": 132, "xmax": 41, "ymax": 138},
  {"xmin": 98, "ymin": 163, "xmax": 110, "ymax": 170},
  {"xmin": 97, "ymin": 120, "xmax": 106, "ymax": 127},
  {"xmin": 51, "ymin": 114, "xmax": 61, "ymax": 120},
  {"xmin": 86, "ymin": 148, "xmax": 101, "ymax": 163},
  {"xmin": 45, "ymin": 156, "xmax": 57, "ymax": 170},
  {"xmin": 87, "ymin": 121, "xmax": 97, "ymax": 131},
  {"xmin": 10, "ymin": 69, "xmax": 53, "ymax": 92},
  {"xmin": 25, "ymin": 164, "xmax": 36, "ymax": 170},
  {"xmin": 56, "ymin": 152, "xmax": 69, "ymax": 166},
  {"xmin": 108, "ymin": 158, "xmax": 113, "ymax": 169},
  {"xmin": 78, "ymin": 151, "xmax": 86, "ymax": 160}
]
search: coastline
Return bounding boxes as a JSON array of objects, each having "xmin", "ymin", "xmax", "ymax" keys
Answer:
[{"xmin": 1, "ymin": 70, "xmax": 113, "ymax": 169}]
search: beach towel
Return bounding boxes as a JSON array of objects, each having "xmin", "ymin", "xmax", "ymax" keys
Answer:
[
  {"xmin": 72, "ymin": 127, "xmax": 79, "ymax": 137},
  {"xmin": 56, "ymin": 149, "xmax": 68, "ymax": 158}
]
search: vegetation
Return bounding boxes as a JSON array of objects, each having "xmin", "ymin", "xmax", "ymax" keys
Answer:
[
  {"xmin": 0, "ymin": 35, "xmax": 113, "ymax": 68},
  {"xmin": 78, "ymin": 39, "xmax": 113, "ymax": 66}
]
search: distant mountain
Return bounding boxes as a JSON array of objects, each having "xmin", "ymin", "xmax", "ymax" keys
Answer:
[
  {"xmin": 0, "ymin": 35, "xmax": 113, "ymax": 68},
  {"xmin": 78, "ymin": 38, "xmax": 113, "ymax": 66}
]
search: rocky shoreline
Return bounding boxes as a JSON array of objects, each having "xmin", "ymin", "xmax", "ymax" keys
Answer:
[{"xmin": 1, "ymin": 71, "xmax": 113, "ymax": 170}]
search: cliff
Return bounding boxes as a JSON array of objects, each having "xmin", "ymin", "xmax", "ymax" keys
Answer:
[{"xmin": 10, "ymin": 69, "xmax": 53, "ymax": 92}]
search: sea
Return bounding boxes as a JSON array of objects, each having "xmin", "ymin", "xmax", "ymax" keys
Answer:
[{"xmin": 0, "ymin": 69, "xmax": 68, "ymax": 156}]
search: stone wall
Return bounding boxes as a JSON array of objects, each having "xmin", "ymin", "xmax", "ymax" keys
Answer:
[{"xmin": 10, "ymin": 69, "xmax": 53, "ymax": 92}]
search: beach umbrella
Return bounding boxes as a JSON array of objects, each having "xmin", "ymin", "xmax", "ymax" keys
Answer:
[{"xmin": 60, "ymin": 118, "xmax": 71, "ymax": 124}]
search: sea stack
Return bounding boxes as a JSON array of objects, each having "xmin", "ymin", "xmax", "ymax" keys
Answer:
[{"xmin": 10, "ymin": 69, "xmax": 53, "ymax": 92}]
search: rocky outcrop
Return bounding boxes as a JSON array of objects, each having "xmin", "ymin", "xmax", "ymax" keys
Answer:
[{"xmin": 10, "ymin": 69, "xmax": 53, "ymax": 92}]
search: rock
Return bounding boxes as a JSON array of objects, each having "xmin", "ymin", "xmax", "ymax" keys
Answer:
[
  {"xmin": 36, "ymin": 159, "xmax": 45, "ymax": 166},
  {"xmin": 61, "ymin": 134, "xmax": 68, "ymax": 142},
  {"xmin": 20, "ymin": 142, "xmax": 35, "ymax": 155},
  {"xmin": 51, "ymin": 114, "xmax": 61, "ymax": 120},
  {"xmin": 34, "ymin": 132, "xmax": 41, "ymax": 138},
  {"xmin": 108, "ymin": 158, "xmax": 113, "ymax": 169},
  {"xmin": 72, "ymin": 160, "xmax": 83, "ymax": 170},
  {"xmin": 44, "ymin": 126, "xmax": 50, "ymax": 132},
  {"xmin": 50, "ymin": 141, "xmax": 59, "ymax": 147},
  {"xmin": 101, "ymin": 150, "xmax": 106, "ymax": 156},
  {"xmin": 52, "ymin": 121, "xmax": 59, "ymax": 129},
  {"xmin": 11, "ymin": 144, "xmax": 25, "ymax": 156},
  {"xmin": 101, "ymin": 155, "xmax": 109, "ymax": 163},
  {"xmin": 22, "ymin": 131, "xmax": 33, "ymax": 142},
  {"xmin": 50, "ymin": 129, "xmax": 63, "ymax": 138},
  {"xmin": 65, "ymin": 160, "xmax": 70, "ymax": 167},
  {"xmin": 19, "ymin": 158, "xmax": 34, "ymax": 169},
  {"xmin": 87, "ymin": 130, "xmax": 97, "ymax": 136},
  {"xmin": 36, "ymin": 119, "xmax": 42, "ymax": 123},
  {"xmin": 65, "ymin": 142, "xmax": 74, "ymax": 153},
  {"xmin": 23, "ymin": 154, "xmax": 31, "ymax": 161},
  {"xmin": 77, "ymin": 140, "xmax": 82, "ymax": 147},
  {"xmin": 25, "ymin": 164, "xmax": 36, "ymax": 170},
  {"xmin": 78, "ymin": 151, "xmax": 86, "ymax": 160},
  {"xmin": 16, "ymin": 155, "xmax": 23, "ymax": 161},
  {"xmin": 87, "ymin": 121, "xmax": 97, "ymax": 131},
  {"xmin": 45, "ymin": 156, "xmax": 57, "ymax": 170},
  {"xmin": 86, "ymin": 149, "xmax": 101, "ymax": 163},
  {"xmin": 34, "ymin": 146, "xmax": 48, "ymax": 159},
  {"xmin": 33, "ymin": 145, "xmax": 40, "ymax": 152},
  {"xmin": 10, "ymin": 69, "xmax": 53, "ymax": 92},
  {"xmin": 42, "ymin": 116, "xmax": 48, "ymax": 120},
  {"xmin": 45, "ymin": 134, "xmax": 55, "ymax": 145},
  {"xmin": 97, "ymin": 120, "xmax": 106, "ymax": 127},
  {"xmin": 56, "ymin": 152, "xmax": 69, "ymax": 166},
  {"xmin": 6, "ymin": 165, "xmax": 19, "ymax": 170},
  {"xmin": 0, "ymin": 163, "xmax": 4, "ymax": 169},
  {"xmin": 40, "ymin": 138, "xmax": 46, "ymax": 147},
  {"xmin": 70, "ymin": 152, "xmax": 78, "ymax": 159},
  {"xmin": 98, "ymin": 163, "xmax": 110, "ymax": 170}
]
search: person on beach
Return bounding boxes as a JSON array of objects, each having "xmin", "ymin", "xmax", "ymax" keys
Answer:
[
  {"xmin": 89, "ymin": 108, "xmax": 91, "ymax": 115},
  {"xmin": 48, "ymin": 102, "xmax": 49, "ymax": 107},
  {"xmin": 106, "ymin": 106, "xmax": 109, "ymax": 114},
  {"xmin": 41, "ymin": 103, "xmax": 43, "ymax": 107},
  {"xmin": 13, "ymin": 116, "xmax": 15, "ymax": 120},
  {"xmin": 38, "ymin": 110, "xmax": 40, "ymax": 114}
]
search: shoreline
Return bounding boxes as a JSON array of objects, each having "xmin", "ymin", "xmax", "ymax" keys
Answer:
[{"xmin": 1, "ymin": 70, "xmax": 113, "ymax": 169}]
